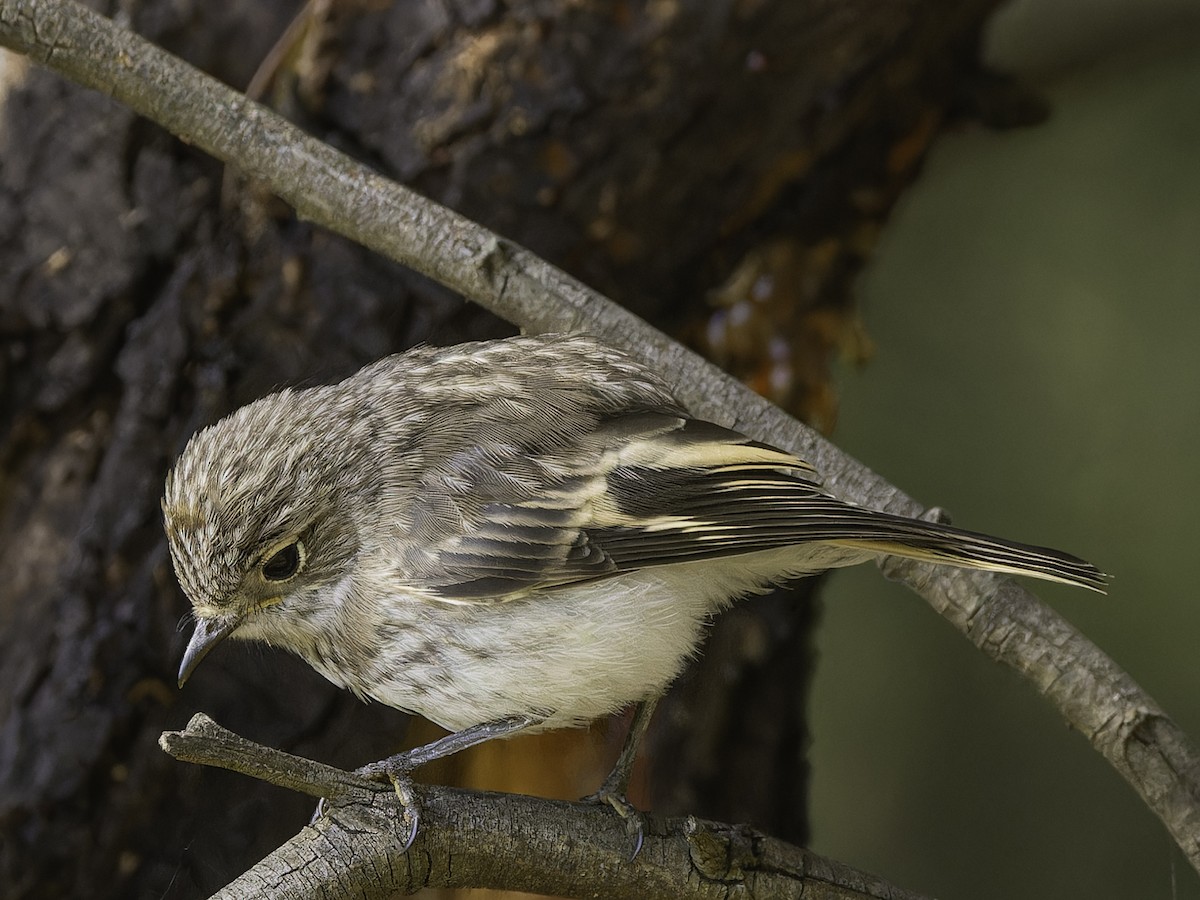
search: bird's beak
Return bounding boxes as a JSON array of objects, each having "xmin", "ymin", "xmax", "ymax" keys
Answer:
[{"xmin": 178, "ymin": 615, "xmax": 242, "ymax": 687}]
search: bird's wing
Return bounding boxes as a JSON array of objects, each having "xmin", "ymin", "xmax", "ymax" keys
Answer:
[
  {"xmin": 402, "ymin": 409, "xmax": 855, "ymax": 602},
  {"xmin": 399, "ymin": 404, "xmax": 1106, "ymax": 601},
  {"xmin": 375, "ymin": 333, "xmax": 1103, "ymax": 600}
]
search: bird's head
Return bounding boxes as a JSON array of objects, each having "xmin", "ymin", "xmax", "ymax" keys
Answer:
[{"xmin": 163, "ymin": 386, "xmax": 375, "ymax": 685}]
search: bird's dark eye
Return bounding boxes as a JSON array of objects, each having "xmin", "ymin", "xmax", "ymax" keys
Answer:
[{"xmin": 261, "ymin": 541, "xmax": 303, "ymax": 581}]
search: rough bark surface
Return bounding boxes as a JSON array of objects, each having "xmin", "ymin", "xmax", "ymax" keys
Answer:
[{"xmin": 0, "ymin": 0, "xmax": 1000, "ymax": 896}]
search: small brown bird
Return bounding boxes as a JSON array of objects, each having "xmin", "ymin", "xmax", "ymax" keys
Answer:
[{"xmin": 163, "ymin": 333, "xmax": 1103, "ymax": 828}]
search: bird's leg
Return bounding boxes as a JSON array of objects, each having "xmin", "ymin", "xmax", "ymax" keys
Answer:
[
  {"xmin": 584, "ymin": 698, "xmax": 658, "ymax": 860},
  {"xmin": 357, "ymin": 714, "xmax": 543, "ymax": 779},
  {"xmin": 595, "ymin": 698, "xmax": 657, "ymax": 799},
  {"xmin": 327, "ymin": 714, "xmax": 542, "ymax": 849}
]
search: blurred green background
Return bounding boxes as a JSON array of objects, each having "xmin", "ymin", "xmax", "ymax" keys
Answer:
[{"xmin": 809, "ymin": 2, "xmax": 1200, "ymax": 897}]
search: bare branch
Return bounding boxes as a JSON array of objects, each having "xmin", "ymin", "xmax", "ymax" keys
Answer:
[
  {"xmin": 159, "ymin": 714, "xmax": 366, "ymax": 803},
  {"xmin": 161, "ymin": 715, "xmax": 932, "ymax": 900},
  {"xmin": 2, "ymin": 0, "xmax": 1198, "ymax": 878}
]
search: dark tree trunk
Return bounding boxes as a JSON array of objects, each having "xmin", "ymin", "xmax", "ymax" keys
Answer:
[{"xmin": 0, "ymin": 0, "xmax": 1008, "ymax": 896}]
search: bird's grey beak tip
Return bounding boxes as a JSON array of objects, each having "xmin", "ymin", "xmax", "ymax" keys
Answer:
[{"xmin": 178, "ymin": 616, "xmax": 240, "ymax": 687}]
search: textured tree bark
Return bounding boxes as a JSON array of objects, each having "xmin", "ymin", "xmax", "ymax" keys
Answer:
[
  {"xmin": 153, "ymin": 715, "xmax": 934, "ymax": 900},
  {"xmin": 0, "ymin": 0, "xmax": 1002, "ymax": 896}
]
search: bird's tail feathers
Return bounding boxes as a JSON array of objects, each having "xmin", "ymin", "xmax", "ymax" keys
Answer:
[{"xmin": 823, "ymin": 510, "xmax": 1106, "ymax": 593}]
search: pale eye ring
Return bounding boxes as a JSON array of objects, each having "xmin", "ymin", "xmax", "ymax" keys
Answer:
[{"xmin": 261, "ymin": 540, "xmax": 305, "ymax": 582}]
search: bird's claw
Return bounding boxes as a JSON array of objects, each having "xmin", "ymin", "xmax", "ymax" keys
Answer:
[
  {"xmin": 309, "ymin": 764, "xmax": 420, "ymax": 850},
  {"xmin": 584, "ymin": 788, "xmax": 646, "ymax": 861},
  {"xmin": 355, "ymin": 758, "xmax": 422, "ymax": 850},
  {"xmin": 388, "ymin": 772, "xmax": 421, "ymax": 851},
  {"xmin": 310, "ymin": 796, "xmax": 328, "ymax": 824}
]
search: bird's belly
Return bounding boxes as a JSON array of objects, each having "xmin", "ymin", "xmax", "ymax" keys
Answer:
[
  {"xmin": 312, "ymin": 545, "xmax": 852, "ymax": 733},
  {"xmin": 351, "ymin": 573, "xmax": 716, "ymax": 732}
]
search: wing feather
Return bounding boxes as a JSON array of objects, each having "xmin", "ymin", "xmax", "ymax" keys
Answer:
[{"xmin": 402, "ymin": 404, "xmax": 1105, "ymax": 600}]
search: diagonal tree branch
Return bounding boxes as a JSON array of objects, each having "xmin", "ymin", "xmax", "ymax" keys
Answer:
[
  {"xmin": 2, "ymin": 0, "xmax": 1198, "ymax": 881},
  {"xmin": 160, "ymin": 714, "xmax": 932, "ymax": 900}
]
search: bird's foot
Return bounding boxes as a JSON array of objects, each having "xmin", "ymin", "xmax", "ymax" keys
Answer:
[
  {"xmin": 352, "ymin": 751, "xmax": 429, "ymax": 851},
  {"xmin": 319, "ymin": 715, "xmax": 543, "ymax": 848},
  {"xmin": 583, "ymin": 781, "xmax": 646, "ymax": 860},
  {"xmin": 383, "ymin": 771, "xmax": 421, "ymax": 851},
  {"xmin": 307, "ymin": 757, "xmax": 421, "ymax": 848},
  {"xmin": 579, "ymin": 699, "xmax": 658, "ymax": 860}
]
